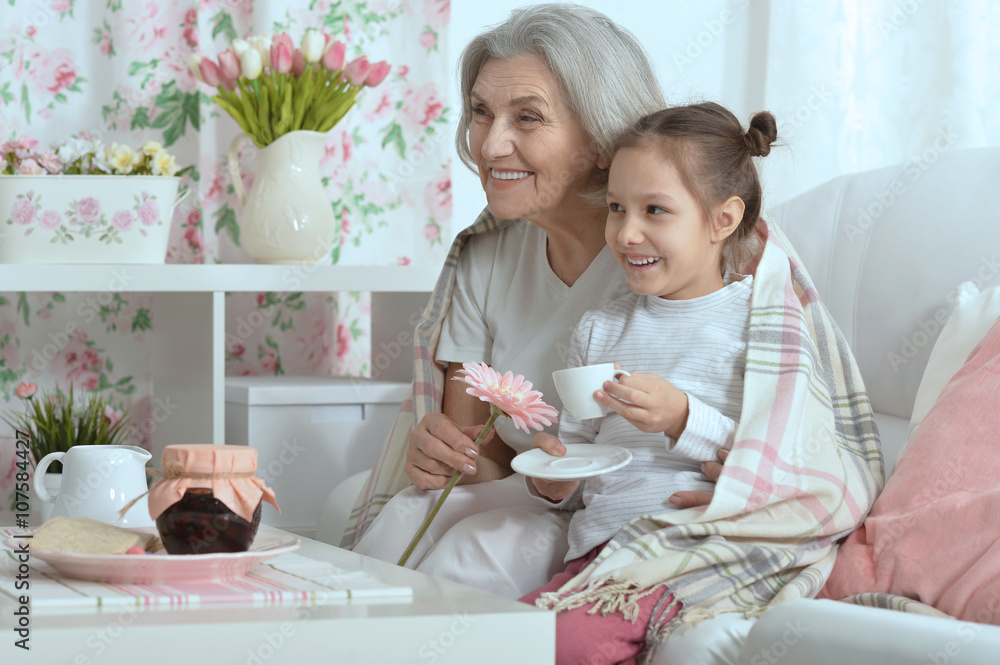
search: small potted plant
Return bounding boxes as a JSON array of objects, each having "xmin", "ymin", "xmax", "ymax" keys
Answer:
[
  {"xmin": 4, "ymin": 382, "xmax": 133, "ymax": 519},
  {"xmin": 0, "ymin": 136, "xmax": 191, "ymax": 264}
]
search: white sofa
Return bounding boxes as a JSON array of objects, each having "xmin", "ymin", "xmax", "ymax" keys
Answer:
[
  {"xmin": 319, "ymin": 147, "xmax": 1000, "ymax": 664},
  {"xmin": 721, "ymin": 145, "xmax": 1000, "ymax": 665}
]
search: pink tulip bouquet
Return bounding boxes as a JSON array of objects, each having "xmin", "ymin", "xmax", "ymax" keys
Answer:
[
  {"xmin": 397, "ymin": 362, "xmax": 559, "ymax": 566},
  {"xmin": 191, "ymin": 30, "xmax": 391, "ymax": 148}
]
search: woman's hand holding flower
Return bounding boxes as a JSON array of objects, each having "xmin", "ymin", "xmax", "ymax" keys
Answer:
[
  {"xmin": 406, "ymin": 412, "xmax": 492, "ymax": 490},
  {"xmin": 397, "ymin": 362, "xmax": 557, "ymax": 566}
]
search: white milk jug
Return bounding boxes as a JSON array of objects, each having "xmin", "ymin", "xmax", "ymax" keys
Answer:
[{"xmin": 33, "ymin": 445, "xmax": 153, "ymax": 527}]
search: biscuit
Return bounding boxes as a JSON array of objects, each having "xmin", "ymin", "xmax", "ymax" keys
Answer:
[{"xmin": 30, "ymin": 516, "xmax": 157, "ymax": 554}]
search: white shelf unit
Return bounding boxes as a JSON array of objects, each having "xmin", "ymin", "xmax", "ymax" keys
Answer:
[{"xmin": 1, "ymin": 264, "xmax": 436, "ymax": 461}]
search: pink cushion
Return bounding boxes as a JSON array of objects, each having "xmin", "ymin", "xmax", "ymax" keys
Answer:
[{"xmin": 820, "ymin": 319, "xmax": 1000, "ymax": 624}]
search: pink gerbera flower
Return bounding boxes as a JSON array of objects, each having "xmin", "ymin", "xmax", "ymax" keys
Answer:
[
  {"xmin": 397, "ymin": 362, "xmax": 557, "ymax": 567},
  {"xmin": 452, "ymin": 361, "xmax": 558, "ymax": 433}
]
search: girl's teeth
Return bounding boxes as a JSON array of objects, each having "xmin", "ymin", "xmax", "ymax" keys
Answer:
[
  {"xmin": 491, "ymin": 169, "xmax": 531, "ymax": 180},
  {"xmin": 628, "ymin": 257, "xmax": 660, "ymax": 266}
]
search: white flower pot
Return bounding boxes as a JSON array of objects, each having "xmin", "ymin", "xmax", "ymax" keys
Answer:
[{"xmin": 0, "ymin": 175, "xmax": 184, "ymax": 263}]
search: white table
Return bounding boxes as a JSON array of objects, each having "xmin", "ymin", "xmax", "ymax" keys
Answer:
[{"xmin": 0, "ymin": 526, "xmax": 554, "ymax": 664}]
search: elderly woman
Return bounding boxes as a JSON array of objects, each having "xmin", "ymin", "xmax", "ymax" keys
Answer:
[{"xmin": 348, "ymin": 4, "xmax": 667, "ymax": 597}]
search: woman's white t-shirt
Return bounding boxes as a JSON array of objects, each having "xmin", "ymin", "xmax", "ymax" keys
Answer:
[{"xmin": 436, "ymin": 221, "xmax": 628, "ymax": 453}]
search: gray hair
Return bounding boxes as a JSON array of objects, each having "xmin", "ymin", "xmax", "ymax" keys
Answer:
[{"xmin": 455, "ymin": 3, "xmax": 665, "ymax": 176}]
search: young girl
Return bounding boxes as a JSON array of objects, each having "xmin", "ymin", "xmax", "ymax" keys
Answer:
[{"xmin": 521, "ymin": 103, "xmax": 778, "ymax": 664}]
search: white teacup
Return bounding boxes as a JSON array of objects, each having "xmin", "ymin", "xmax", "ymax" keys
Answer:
[{"xmin": 552, "ymin": 363, "xmax": 631, "ymax": 420}]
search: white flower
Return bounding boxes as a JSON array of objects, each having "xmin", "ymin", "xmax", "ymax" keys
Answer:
[
  {"xmin": 91, "ymin": 148, "xmax": 112, "ymax": 174},
  {"xmin": 52, "ymin": 137, "xmax": 90, "ymax": 165},
  {"xmin": 140, "ymin": 140, "xmax": 164, "ymax": 156},
  {"xmin": 107, "ymin": 142, "xmax": 140, "ymax": 175},
  {"xmin": 248, "ymin": 35, "xmax": 270, "ymax": 63},
  {"xmin": 188, "ymin": 55, "xmax": 205, "ymax": 83},
  {"xmin": 240, "ymin": 49, "xmax": 262, "ymax": 80},
  {"xmin": 151, "ymin": 151, "xmax": 178, "ymax": 176},
  {"xmin": 88, "ymin": 139, "xmax": 105, "ymax": 157},
  {"xmin": 232, "ymin": 38, "xmax": 250, "ymax": 58},
  {"xmin": 301, "ymin": 30, "xmax": 324, "ymax": 63},
  {"xmin": 55, "ymin": 146, "xmax": 76, "ymax": 164}
]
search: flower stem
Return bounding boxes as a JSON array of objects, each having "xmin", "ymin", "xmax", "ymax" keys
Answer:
[{"xmin": 396, "ymin": 406, "xmax": 502, "ymax": 567}]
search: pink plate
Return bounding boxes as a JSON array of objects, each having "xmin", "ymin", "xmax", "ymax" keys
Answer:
[{"xmin": 5, "ymin": 528, "xmax": 300, "ymax": 584}]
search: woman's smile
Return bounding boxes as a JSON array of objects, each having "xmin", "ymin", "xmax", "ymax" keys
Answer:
[{"xmin": 488, "ymin": 168, "xmax": 534, "ymax": 190}]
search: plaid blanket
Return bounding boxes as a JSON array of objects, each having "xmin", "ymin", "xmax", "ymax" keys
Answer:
[
  {"xmin": 342, "ymin": 209, "xmax": 516, "ymax": 548},
  {"xmin": 534, "ymin": 219, "xmax": 885, "ymax": 651},
  {"xmin": 839, "ymin": 593, "xmax": 952, "ymax": 619}
]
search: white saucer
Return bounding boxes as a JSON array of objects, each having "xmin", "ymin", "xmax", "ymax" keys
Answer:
[{"xmin": 512, "ymin": 444, "xmax": 633, "ymax": 480}]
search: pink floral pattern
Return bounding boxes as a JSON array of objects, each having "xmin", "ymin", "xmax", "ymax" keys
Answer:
[
  {"xmin": 399, "ymin": 83, "xmax": 445, "ymax": 135},
  {"xmin": 51, "ymin": 330, "xmax": 103, "ymax": 391},
  {"xmin": 39, "ymin": 209, "xmax": 61, "ymax": 230},
  {"xmin": 424, "ymin": 0, "xmax": 450, "ymax": 30},
  {"xmin": 137, "ymin": 197, "xmax": 159, "ymax": 225},
  {"xmin": 26, "ymin": 48, "xmax": 79, "ymax": 95},
  {"xmin": 425, "ymin": 166, "xmax": 452, "ymax": 223},
  {"xmin": 5, "ymin": 190, "xmax": 163, "ymax": 243},
  {"xmin": 77, "ymin": 197, "xmax": 101, "ymax": 224},
  {"xmin": 10, "ymin": 197, "xmax": 37, "ymax": 225},
  {"xmin": 111, "ymin": 209, "xmax": 133, "ymax": 230},
  {"xmin": 336, "ymin": 323, "xmax": 352, "ymax": 363}
]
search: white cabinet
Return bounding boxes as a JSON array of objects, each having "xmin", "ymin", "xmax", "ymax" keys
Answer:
[
  {"xmin": 225, "ymin": 376, "xmax": 410, "ymax": 533},
  {"xmin": 0, "ymin": 264, "xmax": 435, "ymax": 461}
]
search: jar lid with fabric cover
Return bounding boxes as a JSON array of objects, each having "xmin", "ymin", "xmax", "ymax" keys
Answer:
[{"xmin": 148, "ymin": 444, "xmax": 279, "ymax": 554}]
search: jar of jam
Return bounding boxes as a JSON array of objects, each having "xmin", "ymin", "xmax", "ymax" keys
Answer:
[{"xmin": 147, "ymin": 444, "xmax": 279, "ymax": 555}]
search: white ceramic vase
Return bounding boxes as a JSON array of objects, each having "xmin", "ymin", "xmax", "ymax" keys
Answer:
[{"xmin": 228, "ymin": 130, "xmax": 336, "ymax": 265}]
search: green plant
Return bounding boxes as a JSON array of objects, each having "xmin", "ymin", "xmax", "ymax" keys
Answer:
[{"xmin": 3, "ymin": 382, "xmax": 132, "ymax": 473}]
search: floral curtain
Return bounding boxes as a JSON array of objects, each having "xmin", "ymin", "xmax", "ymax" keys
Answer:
[{"xmin": 0, "ymin": 0, "xmax": 451, "ymax": 514}]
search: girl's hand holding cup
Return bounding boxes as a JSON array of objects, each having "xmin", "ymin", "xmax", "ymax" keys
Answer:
[{"xmin": 596, "ymin": 366, "xmax": 690, "ymax": 438}]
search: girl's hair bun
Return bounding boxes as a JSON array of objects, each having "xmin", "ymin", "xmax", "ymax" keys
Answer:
[{"xmin": 744, "ymin": 111, "xmax": 778, "ymax": 157}]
